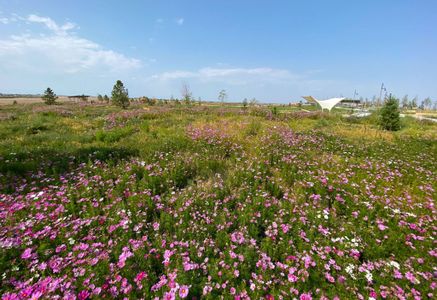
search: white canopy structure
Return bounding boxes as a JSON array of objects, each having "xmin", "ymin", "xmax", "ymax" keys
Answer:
[{"xmin": 302, "ymin": 96, "xmax": 345, "ymax": 112}]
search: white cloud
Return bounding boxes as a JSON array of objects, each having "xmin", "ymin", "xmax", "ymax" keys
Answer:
[
  {"xmin": 0, "ymin": 14, "xmax": 19, "ymax": 24},
  {"xmin": 0, "ymin": 14, "xmax": 141, "ymax": 74},
  {"xmin": 176, "ymin": 18, "xmax": 184, "ymax": 25},
  {"xmin": 27, "ymin": 14, "xmax": 77, "ymax": 35},
  {"xmin": 149, "ymin": 67, "xmax": 300, "ymax": 84}
]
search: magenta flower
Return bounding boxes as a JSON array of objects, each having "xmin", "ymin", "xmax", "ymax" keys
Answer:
[
  {"xmin": 300, "ymin": 293, "xmax": 312, "ymax": 300},
  {"xmin": 164, "ymin": 291, "xmax": 176, "ymax": 300},
  {"xmin": 21, "ymin": 248, "xmax": 32, "ymax": 259},
  {"xmin": 78, "ymin": 290, "xmax": 90, "ymax": 300}
]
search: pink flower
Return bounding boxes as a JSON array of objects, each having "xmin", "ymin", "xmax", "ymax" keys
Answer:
[
  {"xmin": 78, "ymin": 290, "xmax": 90, "ymax": 300},
  {"xmin": 164, "ymin": 291, "xmax": 175, "ymax": 300},
  {"xmin": 30, "ymin": 292, "xmax": 43, "ymax": 300},
  {"xmin": 179, "ymin": 285, "xmax": 189, "ymax": 298},
  {"xmin": 325, "ymin": 272, "xmax": 335, "ymax": 283},
  {"xmin": 21, "ymin": 248, "xmax": 32, "ymax": 259},
  {"xmin": 234, "ymin": 270, "xmax": 240, "ymax": 277},
  {"xmin": 300, "ymin": 293, "xmax": 312, "ymax": 300},
  {"xmin": 153, "ymin": 222, "xmax": 160, "ymax": 231},
  {"xmin": 230, "ymin": 287, "xmax": 236, "ymax": 295},
  {"xmin": 405, "ymin": 271, "xmax": 416, "ymax": 284},
  {"xmin": 288, "ymin": 273, "xmax": 298, "ymax": 282},
  {"xmin": 393, "ymin": 269, "xmax": 403, "ymax": 279},
  {"xmin": 135, "ymin": 271, "xmax": 147, "ymax": 282},
  {"xmin": 378, "ymin": 223, "xmax": 388, "ymax": 231}
]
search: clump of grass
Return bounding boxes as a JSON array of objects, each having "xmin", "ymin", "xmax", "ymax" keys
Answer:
[{"xmin": 95, "ymin": 126, "xmax": 136, "ymax": 143}]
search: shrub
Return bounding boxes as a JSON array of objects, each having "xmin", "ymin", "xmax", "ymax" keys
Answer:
[
  {"xmin": 379, "ymin": 95, "xmax": 401, "ymax": 131},
  {"xmin": 111, "ymin": 80, "xmax": 130, "ymax": 109},
  {"xmin": 41, "ymin": 87, "xmax": 58, "ymax": 105}
]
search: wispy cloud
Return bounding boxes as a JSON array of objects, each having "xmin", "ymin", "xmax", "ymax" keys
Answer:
[
  {"xmin": 150, "ymin": 67, "xmax": 300, "ymax": 84},
  {"xmin": 0, "ymin": 14, "xmax": 141, "ymax": 74},
  {"xmin": 176, "ymin": 18, "xmax": 184, "ymax": 26},
  {"xmin": 0, "ymin": 17, "xmax": 10, "ymax": 24},
  {"xmin": 0, "ymin": 13, "xmax": 19, "ymax": 24},
  {"xmin": 26, "ymin": 14, "xmax": 77, "ymax": 35}
]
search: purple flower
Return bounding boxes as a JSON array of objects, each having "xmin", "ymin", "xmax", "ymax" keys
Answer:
[{"xmin": 21, "ymin": 248, "xmax": 32, "ymax": 259}]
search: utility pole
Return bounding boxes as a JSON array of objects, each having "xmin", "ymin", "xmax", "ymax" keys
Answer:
[
  {"xmin": 378, "ymin": 83, "xmax": 386, "ymax": 107},
  {"xmin": 353, "ymin": 90, "xmax": 358, "ymax": 99}
]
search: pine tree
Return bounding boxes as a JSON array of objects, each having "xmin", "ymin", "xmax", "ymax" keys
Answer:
[
  {"xmin": 111, "ymin": 80, "xmax": 130, "ymax": 109},
  {"xmin": 42, "ymin": 87, "xmax": 58, "ymax": 105},
  {"xmin": 379, "ymin": 95, "xmax": 401, "ymax": 131}
]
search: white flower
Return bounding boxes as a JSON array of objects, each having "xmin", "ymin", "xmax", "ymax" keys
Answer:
[
  {"xmin": 389, "ymin": 261, "xmax": 400, "ymax": 269},
  {"xmin": 365, "ymin": 270, "xmax": 373, "ymax": 282},
  {"xmin": 345, "ymin": 264, "xmax": 356, "ymax": 279}
]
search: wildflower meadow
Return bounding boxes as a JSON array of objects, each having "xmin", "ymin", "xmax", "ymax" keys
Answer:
[{"xmin": 0, "ymin": 102, "xmax": 436, "ymax": 299}]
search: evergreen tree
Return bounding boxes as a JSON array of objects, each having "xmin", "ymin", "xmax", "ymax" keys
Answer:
[
  {"xmin": 242, "ymin": 98, "xmax": 248, "ymax": 108},
  {"xmin": 379, "ymin": 95, "xmax": 401, "ymax": 131},
  {"xmin": 42, "ymin": 87, "xmax": 58, "ymax": 105},
  {"xmin": 111, "ymin": 80, "xmax": 130, "ymax": 109},
  {"xmin": 103, "ymin": 95, "xmax": 110, "ymax": 103}
]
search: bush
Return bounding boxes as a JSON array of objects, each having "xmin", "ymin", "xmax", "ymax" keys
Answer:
[
  {"xmin": 379, "ymin": 95, "xmax": 401, "ymax": 131},
  {"xmin": 41, "ymin": 87, "xmax": 58, "ymax": 105},
  {"xmin": 111, "ymin": 80, "xmax": 130, "ymax": 109}
]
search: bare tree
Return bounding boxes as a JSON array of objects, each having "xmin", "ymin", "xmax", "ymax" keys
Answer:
[
  {"xmin": 401, "ymin": 95, "xmax": 409, "ymax": 109},
  {"xmin": 249, "ymin": 98, "xmax": 258, "ymax": 106},
  {"xmin": 423, "ymin": 97, "xmax": 432, "ymax": 110},
  {"xmin": 218, "ymin": 89, "xmax": 227, "ymax": 103},
  {"xmin": 181, "ymin": 83, "xmax": 192, "ymax": 105}
]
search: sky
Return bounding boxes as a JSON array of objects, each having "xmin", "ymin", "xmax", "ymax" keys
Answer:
[{"xmin": 0, "ymin": 0, "xmax": 436, "ymax": 103}]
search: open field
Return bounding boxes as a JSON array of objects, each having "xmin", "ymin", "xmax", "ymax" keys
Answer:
[
  {"xmin": 0, "ymin": 97, "xmax": 78, "ymax": 106},
  {"xmin": 0, "ymin": 102, "xmax": 436, "ymax": 299}
]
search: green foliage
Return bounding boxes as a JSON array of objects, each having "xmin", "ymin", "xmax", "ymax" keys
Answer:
[
  {"xmin": 41, "ymin": 87, "xmax": 58, "ymax": 105},
  {"xmin": 97, "ymin": 94, "xmax": 103, "ymax": 102},
  {"xmin": 379, "ymin": 95, "xmax": 401, "ymax": 131},
  {"xmin": 95, "ymin": 126, "xmax": 135, "ymax": 143},
  {"xmin": 242, "ymin": 98, "xmax": 248, "ymax": 108},
  {"xmin": 271, "ymin": 106, "xmax": 278, "ymax": 116},
  {"xmin": 111, "ymin": 80, "xmax": 130, "ymax": 109}
]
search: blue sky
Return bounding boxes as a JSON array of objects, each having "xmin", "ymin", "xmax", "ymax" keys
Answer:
[{"xmin": 0, "ymin": 0, "xmax": 436, "ymax": 102}]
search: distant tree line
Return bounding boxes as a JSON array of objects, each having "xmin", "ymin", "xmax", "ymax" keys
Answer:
[{"xmin": 39, "ymin": 83, "xmax": 437, "ymax": 110}]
